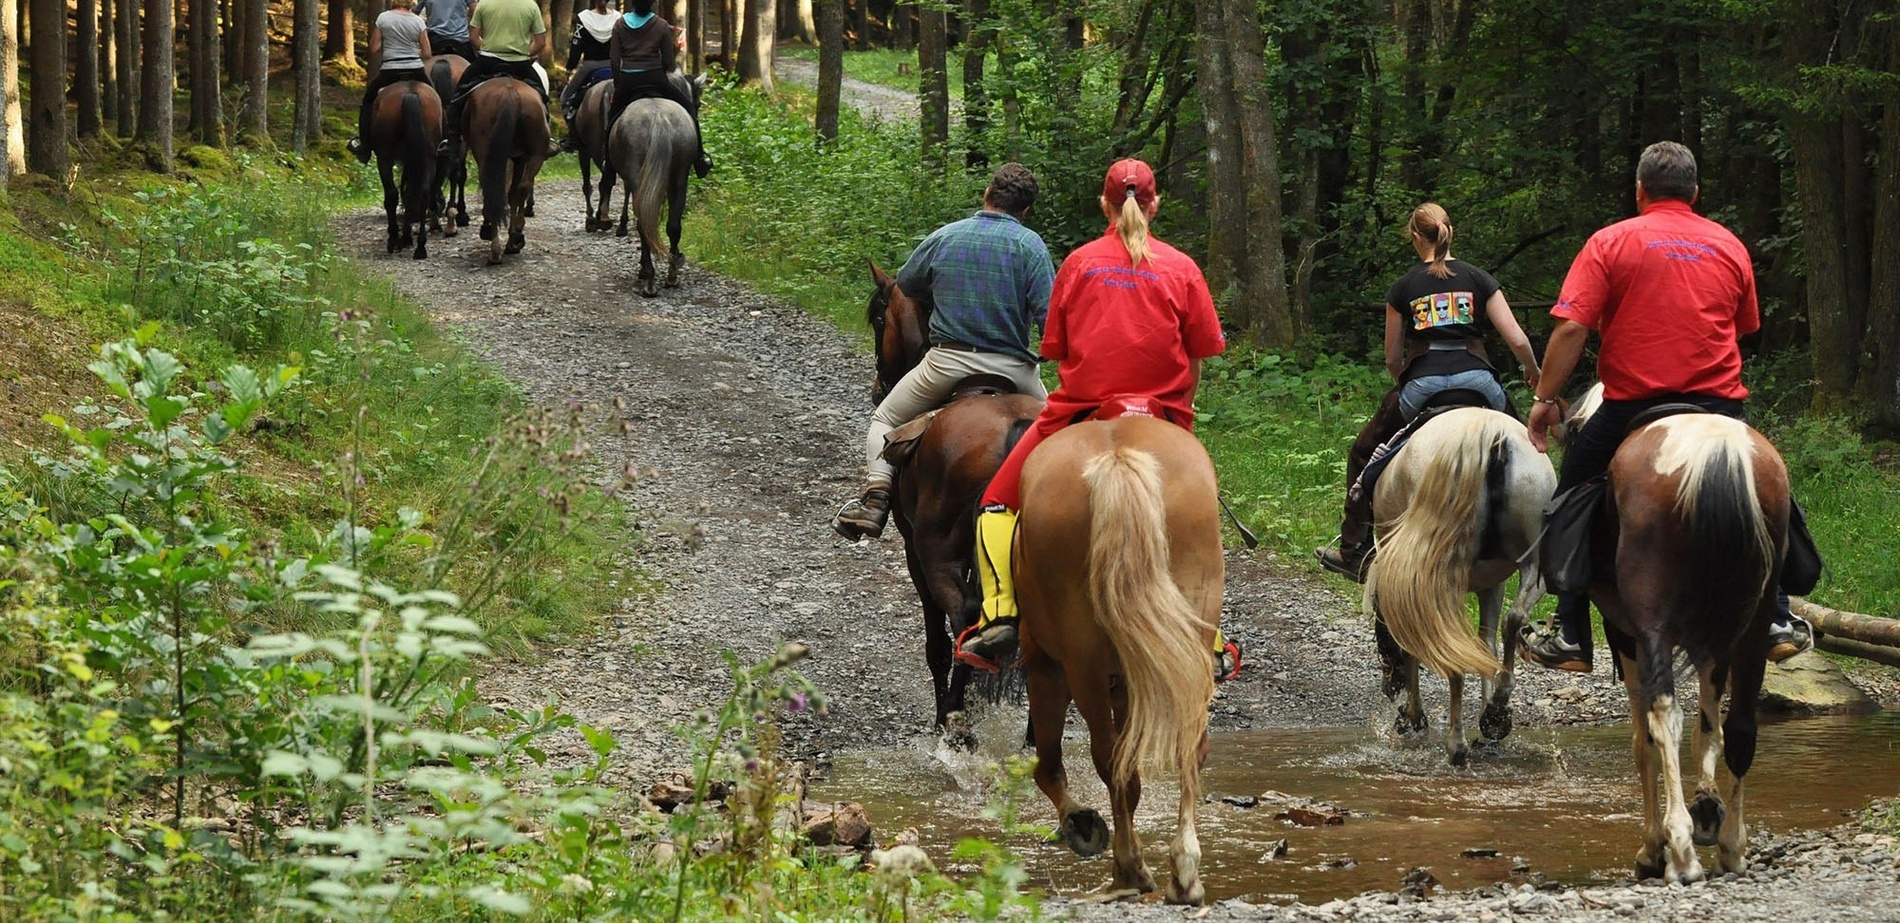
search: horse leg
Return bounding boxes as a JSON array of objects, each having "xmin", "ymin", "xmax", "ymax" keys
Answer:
[
  {"xmin": 1028, "ymin": 660, "xmax": 1108, "ymax": 859},
  {"xmin": 1396, "ymin": 656, "xmax": 1428, "ymax": 737},
  {"xmin": 581, "ymin": 154, "xmax": 596, "ymax": 230},
  {"xmin": 664, "ymin": 176, "xmax": 687, "ymax": 288},
  {"xmin": 454, "ymin": 155, "xmax": 470, "ymax": 227},
  {"xmin": 615, "ymin": 184, "xmax": 631, "ymax": 238},
  {"xmin": 1718, "ymin": 616, "xmax": 1771, "ymax": 874},
  {"xmin": 1623, "ymin": 653, "xmax": 1668, "ymax": 880},
  {"xmin": 381, "ymin": 158, "xmax": 401, "ymax": 254},
  {"xmin": 504, "ymin": 159, "xmax": 528, "ymax": 254},
  {"xmin": 638, "ymin": 237, "xmax": 658, "ymax": 298},
  {"xmin": 596, "ymin": 163, "xmax": 617, "ymax": 230},
  {"xmin": 1444, "ymin": 674, "xmax": 1469, "ymax": 766},
  {"xmin": 1689, "ymin": 663, "xmax": 1728, "ymax": 848},
  {"xmin": 1168, "ymin": 731, "xmax": 1210, "ymax": 906},
  {"xmin": 1636, "ymin": 636, "xmax": 1703, "ymax": 884},
  {"xmin": 1482, "ymin": 567, "xmax": 1541, "ymax": 742},
  {"xmin": 1083, "ymin": 675, "xmax": 1154, "ymax": 894},
  {"xmin": 906, "ymin": 545, "xmax": 956, "ymax": 734}
]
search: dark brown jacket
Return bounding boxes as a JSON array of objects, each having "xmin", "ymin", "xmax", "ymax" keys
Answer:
[{"xmin": 610, "ymin": 13, "xmax": 676, "ymax": 72}]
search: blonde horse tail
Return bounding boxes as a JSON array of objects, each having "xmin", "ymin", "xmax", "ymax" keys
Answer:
[
  {"xmin": 1365, "ymin": 414, "xmax": 1509, "ymax": 681},
  {"xmin": 1082, "ymin": 446, "xmax": 1215, "ymax": 795}
]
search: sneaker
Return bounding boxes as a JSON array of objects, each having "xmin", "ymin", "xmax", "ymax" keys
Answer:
[
  {"xmin": 1518, "ymin": 621, "xmax": 1591, "ymax": 673},
  {"xmin": 1315, "ymin": 543, "xmax": 1372, "ymax": 583},
  {"xmin": 954, "ymin": 620, "xmax": 1018, "ymax": 673},
  {"xmin": 1216, "ymin": 639, "xmax": 1242, "ymax": 683},
  {"xmin": 1767, "ymin": 615, "xmax": 1814, "ymax": 664},
  {"xmin": 694, "ymin": 151, "xmax": 714, "ymax": 179},
  {"xmin": 436, "ymin": 138, "xmax": 456, "ymax": 156},
  {"xmin": 546, "ymin": 138, "xmax": 563, "ymax": 157},
  {"xmin": 347, "ymin": 137, "xmax": 372, "ymax": 164},
  {"xmin": 831, "ymin": 488, "xmax": 891, "ymax": 541},
  {"xmin": 558, "ymin": 134, "xmax": 579, "ymax": 153}
]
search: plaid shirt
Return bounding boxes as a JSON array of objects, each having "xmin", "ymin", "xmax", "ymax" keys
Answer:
[{"xmin": 896, "ymin": 210, "xmax": 1055, "ymax": 364}]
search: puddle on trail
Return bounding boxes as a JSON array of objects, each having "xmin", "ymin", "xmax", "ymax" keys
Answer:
[{"xmin": 812, "ymin": 710, "xmax": 1900, "ymax": 903}]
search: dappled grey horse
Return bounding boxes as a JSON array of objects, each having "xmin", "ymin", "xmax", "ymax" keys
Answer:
[{"xmin": 605, "ymin": 89, "xmax": 697, "ymax": 297}]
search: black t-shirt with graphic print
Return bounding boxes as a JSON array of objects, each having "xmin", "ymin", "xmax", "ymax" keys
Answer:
[{"xmin": 1384, "ymin": 259, "xmax": 1501, "ymax": 379}]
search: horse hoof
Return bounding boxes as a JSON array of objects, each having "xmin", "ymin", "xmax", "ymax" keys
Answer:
[
  {"xmin": 1690, "ymin": 793, "xmax": 1726, "ymax": 847},
  {"xmin": 479, "ymin": 223, "xmax": 495, "ymax": 241},
  {"xmin": 615, "ymin": 225, "xmax": 629, "ymax": 238},
  {"xmin": 1448, "ymin": 741, "xmax": 1469, "ymax": 767},
  {"xmin": 1060, "ymin": 809, "xmax": 1110, "ymax": 858},
  {"xmin": 1478, "ymin": 702, "xmax": 1513, "ymax": 742},
  {"xmin": 1634, "ymin": 852, "xmax": 1666, "ymax": 881},
  {"xmin": 1165, "ymin": 877, "xmax": 1205, "ymax": 907},
  {"xmin": 939, "ymin": 712, "xmax": 977, "ymax": 752},
  {"xmin": 1393, "ymin": 712, "xmax": 1428, "ymax": 738},
  {"xmin": 413, "ymin": 246, "xmax": 427, "ymax": 260},
  {"xmin": 524, "ymin": 204, "xmax": 535, "ymax": 218},
  {"xmin": 455, "ymin": 213, "xmax": 470, "ymax": 227}
]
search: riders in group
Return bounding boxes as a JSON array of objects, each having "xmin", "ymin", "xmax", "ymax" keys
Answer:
[
  {"xmin": 1518, "ymin": 141, "xmax": 1815, "ymax": 672},
  {"xmin": 1315, "ymin": 203, "xmax": 1541, "ymax": 581},
  {"xmin": 558, "ymin": 0, "xmax": 619, "ymax": 152},
  {"xmin": 832, "ymin": 163, "xmax": 1055, "ymax": 542},
  {"xmin": 607, "ymin": 0, "xmax": 714, "ymax": 178},
  {"xmin": 952, "ymin": 159, "xmax": 1238, "ymax": 681},
  {"xmin": 439, "ymin": 0, "xmax": 561, "ymax": 158},
  {"xmin": 347, "ymin": 0, "xmax": 433, "ymax": 164},
  {"xmin": 416, "ymin": 0, "xmax": 473, "ymax": 60}
]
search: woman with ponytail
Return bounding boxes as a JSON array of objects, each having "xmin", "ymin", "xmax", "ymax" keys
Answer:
[
  {"xmin": 956, "ymin": 159, "xmax": 1238, "ymax": 680},
  {"xmin": 1315, "ymin": 202, "xmax": 1542, "ymax": 581}
]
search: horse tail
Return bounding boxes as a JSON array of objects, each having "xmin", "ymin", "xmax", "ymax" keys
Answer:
[
  {"xmin": 479, "ymin": 91, "xmax": 517, "ymax": 227},
  {"xmin": 1664, "ymin": 418, "xmax": 1778, "ymax": 664},
  {"xmin": 1082, "ymin": 445, "xmax": 1214, "ymax": 794},
  {"xmin": 1364, "ymin": 412, "xmax": 1509, "ymax": 681},
  {"xmin": 400, "ymin": 90, "xmax": 433, "ymax": 229},
  {"xmin": 631, "ymin": 105, "xmax": 675, "ymax": 259}
]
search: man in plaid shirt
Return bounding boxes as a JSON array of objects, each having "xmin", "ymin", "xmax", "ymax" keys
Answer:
[{"xmin": 832, "ymin": 163, "xmax": 1056, "ymax": 540}]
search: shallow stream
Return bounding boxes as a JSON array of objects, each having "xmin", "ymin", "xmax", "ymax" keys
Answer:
[{"xmin": 814, "ymin": 710, "xmax": 1900, "ymax": 903}]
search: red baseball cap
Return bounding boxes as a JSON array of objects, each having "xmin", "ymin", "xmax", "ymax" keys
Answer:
[{"xmin": 1103, "ymin": 158, "xmax": 1157, "ymax": 207}]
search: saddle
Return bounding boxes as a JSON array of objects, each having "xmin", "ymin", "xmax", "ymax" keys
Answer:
[
  {"xmin": 1539, "ymin": 404, "xmax": 1824, "ymax": 595},
  {"xmin": 880, "ymin": 375, "xmax": 1019, "ymax": 468},
  {"xmin": 1352, "ymin": 388, "xmax": 1495, "ymax": 509},
  {"xmin": 1071, "ymin": 394, "xmax": 1178, "ymax": 425}
]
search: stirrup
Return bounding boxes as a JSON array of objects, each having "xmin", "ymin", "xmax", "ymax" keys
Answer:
[
  {"xmin": 1216, "ymin": 639, "xmax": 1243, "ymax": 683},
  {"xmin": 953, "ymin": 621, "xmax": 1017, "ymax": 673}
]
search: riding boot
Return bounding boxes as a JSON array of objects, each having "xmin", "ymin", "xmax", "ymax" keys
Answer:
[
  {"xmin": 691, "ymin": 117, "xmax": 713, "ymax": 178},
  {"xmin": 957, "ymin": 507, "xmax": 1021, "ymax": 672},
  {"xmin": 831, "ymin": 483, "xmax": 891, "ymax": 541}
]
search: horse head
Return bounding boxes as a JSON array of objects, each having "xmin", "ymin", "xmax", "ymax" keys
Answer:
[{"xmin": 868, "ymin": 261, "xmax": 930, "ymax": 406}]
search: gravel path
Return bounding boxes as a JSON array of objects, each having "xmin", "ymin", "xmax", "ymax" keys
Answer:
[{"xmin": 775, "ymin": 55, "xmax": 924, "ymax": 124}]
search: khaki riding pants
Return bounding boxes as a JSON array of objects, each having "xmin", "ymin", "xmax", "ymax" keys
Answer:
[{"xmin": 864, "ymin": 346, "xmax": 1046, "ymax": 486}]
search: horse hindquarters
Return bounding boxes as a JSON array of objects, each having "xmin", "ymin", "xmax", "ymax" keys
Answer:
[{"xmin": 398, "ymin": 90, "xmax": 437, "ymax": 259}]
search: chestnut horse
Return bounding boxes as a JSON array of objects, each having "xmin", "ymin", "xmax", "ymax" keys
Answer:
[
  {"xmin": 1364, "ymin": 406, "xmax": 1555, "ymax": 765},
  {"xmin": 867, "ymin": 264, "xmax": 1041, "ymax": 737},
  {"xmin": 368, "ymin": 80, "xmax": 443, "ymax": 260},
  {"xmin": 1017, "ymin": 416, "xmax": 1219, "ymax": 905},
  {"xmin": 574, "ymin": 80, "xmax": 619, "ymax": 232},
  {"xmin": 426, "ymin": 54, "xmax": 470, "ymax": 233},
  {"xmin": 461, "ymin": 78, "xmax": 550, "ymax": 265},
  {"xmin": 1570, "ymin": 391, "xmax": 1787, "ymax": 882}
]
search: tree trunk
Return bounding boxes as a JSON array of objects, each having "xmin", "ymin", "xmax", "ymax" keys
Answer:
[
  {"xmin": 916, "ymin": 2, "xmax": 945, "ymax": 165},
  {"xmin": 815, "ymin": 0, "xmax": 841, "ymax": 140},
  {"xmin": 26, "ymin": 0, "xmax": 66, "ymax": 177},
  {"xmin": 192, "ymin": 0, "xmax": 223, "ymax": 144},
  {"xmin": 792, "ymin": 0, "xmax": 815, "ymax": 43},
  {"xmin": 116, "ymin": 0, "xmax": 136, "ymax": 137},
  {"xmin": 78, "ymin": 0, "xmax": 102, "ymax": 138},
  {"xmin": 737, "ymin": 0, "xmax": 774, "ymax": 88},
  {"xmin": 1859, "ymin": 36, "xmax": 1900, "ymax": 435},
  {"xmin": 102, "ymin": 0, "xmax": 116, "ymax": 122},
  {"xmin": 687, "ymin": 0, "xmax": 704, "ymax": 71},
  {"xmin": 324, "ymin": 0, "xmax": 352, "ymax": 63},
  {"xmin": 849, "ymin": 0, "xmax": 864, "ymax": 51},
  {"xmin": 1792, "ymin": 109, "xmax": 1855, "ymax": 410},
  {"xmin": 0, "ymin": 0, "xmax": 21, "ymax": 182},
  {"xmin": 1196, "ymin": 0, "xmax": 1289, "ymax": 344},
  {"xmin": 550, "ymin": 0, "xmax": 573, "ymax": 67},
  {"xmin": 1196, "ymin": 0, "xmax": 1241, "ymax": 318},
  {"xmin": 139, "ymin": 0, "xmax": 174, "ymax": 169},
  {"xmin": 239, "ymin": 0, "xmax": 266, "ymax": 142},
  {"xmin": 222, "ymin": 0, "xmax": 239, "ymax": 81},
  {"xmin": 960, "ymin": 0, "xmax": 987, "ymax": 170},
  {"xmin": 293, "ymin": 0, "xmax": 320, "ymax": 151},
  {"xmin": 719, "ymin": 0, "xmax": 734, "ymax": 67},
  {"xmin": 892, "ymin": 2, "xmax": 910, "ymax": 51}
]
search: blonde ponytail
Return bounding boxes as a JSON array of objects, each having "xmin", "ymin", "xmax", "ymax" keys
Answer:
[
  {"xmin": 1410, "ymin": 202, "xmax": 1455, "ymax": 279},
  {"xmin": 1117, "ymin": 194, "xmax": 1152, "ymax": 268}
]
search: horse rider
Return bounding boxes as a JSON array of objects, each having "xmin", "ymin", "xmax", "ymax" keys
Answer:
[
  {"xmin": 438, "ymin": 0, "xmax": 561, "ymax": 157},
  {"xmin": 1519, "ymin": 141, "xmax": 1814, "ymax": 672},
  {"xmin": 557, "ymin": 0, "xmax": 620, "ymax": 152},
  {"xmin": 347, "ymin": 0, "xmax": 433, "ymax": 164},
  {"xmin": 954, "ymin": 159, "xmax": 1239, "ymax": 681},
  {"xmin": 606, "ymin": 0, "xmax": 714, "ymax": 178},
  {"xmin": 417, "ymin": 0, "xmax": 473, "ymax": 60},
  {"xmin": 1315, "ymin": 202, "xmax": 1541, "ymax": 581},
  {"xmin": 831, "ymin": 163, "xmax": 1055, "ymax": 541}
]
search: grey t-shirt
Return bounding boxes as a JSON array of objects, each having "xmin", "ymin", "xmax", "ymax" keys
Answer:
[
  {"xmin": 377, "ymin": 10, "xmax": 428, "ymax": 70},
  {"xmin": 418, "ymin": 0, "xmax": 470, "ymax": 42}
]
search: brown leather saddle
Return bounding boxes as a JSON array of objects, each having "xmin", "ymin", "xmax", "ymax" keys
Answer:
[{"xmin": 881, "ymin": 375, "xmax": 1019, "ymax": 467}]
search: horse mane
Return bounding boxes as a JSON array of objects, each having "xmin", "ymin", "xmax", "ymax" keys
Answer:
[{"xmin": 1568, "ymin": 382, "xmax": 1606, "ymax": 431}]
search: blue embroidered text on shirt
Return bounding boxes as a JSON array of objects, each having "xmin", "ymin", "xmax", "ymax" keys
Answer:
[{"xmin": 1645, "ymin": 239, "xmax": 1717, "ymax": 262}]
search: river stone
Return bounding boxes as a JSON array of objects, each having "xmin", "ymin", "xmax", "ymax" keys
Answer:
[{"xmin": 1759, "ymin": 651, "xmax": 1878, "ymax": 714}]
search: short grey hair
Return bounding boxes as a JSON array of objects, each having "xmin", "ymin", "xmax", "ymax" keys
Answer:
[{"xmin": 1637, "ymin": 141, "xmax": 1698, "ymax": 202}]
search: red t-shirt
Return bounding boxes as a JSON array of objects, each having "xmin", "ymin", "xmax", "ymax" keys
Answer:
[
  {"xmin": 1040, "ymin": 232, "xmax": 1226, "ymax": 422},
  {"xmin": 1551, "ymin": 199, "xmax": 1759, "ymax": 401}
]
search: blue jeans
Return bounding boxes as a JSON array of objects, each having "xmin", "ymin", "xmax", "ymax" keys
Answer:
[{"xmin": 1399, "ymin": 369, "xmax": 1510, "ymax": 420}]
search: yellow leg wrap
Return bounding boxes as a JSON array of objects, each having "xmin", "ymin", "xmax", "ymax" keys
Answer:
[
  {"xmin": 974, "ymin": 508, "xmax": 1020, "ymax": 626},
  {"xmin": 1213, "ymin": 627, "xmax": 1227, "ymax": 656}
]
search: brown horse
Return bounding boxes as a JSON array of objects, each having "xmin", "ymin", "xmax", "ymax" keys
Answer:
[
  {"xmin": 368, "ymin": 80, "xmax": 443, "ymax": 260},
  {"xmin": 426, "ymin": 54, "xmax": 470, "ymax": 233},
  {"xmin": 1016, "ymin": 416, "xmax": 1220, "ymax": 905},
  {"xmin": 574, "ymin": 80, "xmax": 619, "ymax": 232},
  {"xmin": 1570, "ymin": 395, "xmax": 1787, "ymax": 883},
  {"xmin": 461, "ymin": 77, "xmax": 549, "ymax": 265},
  {"xmin": 868, "ymin": 264, "xmax": 1041, "ymax": 737}
]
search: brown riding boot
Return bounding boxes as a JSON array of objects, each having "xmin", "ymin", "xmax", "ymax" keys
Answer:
[{"xmin": 832, "ymin": 486, "xmax": 892, "ymax": 540}]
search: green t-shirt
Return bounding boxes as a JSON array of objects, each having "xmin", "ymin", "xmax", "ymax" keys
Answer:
[{"xmin": 470, "ymin": 0, "xmax": 546, "ymax": 62}]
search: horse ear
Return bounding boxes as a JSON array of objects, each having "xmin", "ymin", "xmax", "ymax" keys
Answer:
[{"xmin": 870, "ymin": 260, "xmax": 893, "ymax": 289}]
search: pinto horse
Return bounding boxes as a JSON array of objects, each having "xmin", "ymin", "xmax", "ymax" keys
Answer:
[
  {"xmin": 1568, "ymin": 392, "xmax": 1787, "ymax": 883},
  {"xmin": 460, "ymin": 78, "xmax": 550, "ymax": 265},
  {"xmin": 574, "ymin": 80, "xmax": 619, "ymax": 232},
  {"xmin": 426, "ymin": 54, "xmax": 471, "ymax": 233},
  {"xmin": 867, "ymin": 264, "xmax": 1041, "ymax": 736},
  {"xmin": 1363, "ymin": 405, "xmax": 1555, "ymax": 765},
  {"xmin": 1016, "ymin": 415, "xmax": 1220, "ymax": 904},
  {"xmin": 368, "ymin": 80, "xmax": 443, "ymax": 260},
  {"xmin": 607, "ymin": 89, "xmax": 697, "ymax": 296}
]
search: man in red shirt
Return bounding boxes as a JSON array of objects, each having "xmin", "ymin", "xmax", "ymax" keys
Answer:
[
  {"xmin": 1520, "ymin": 141, "xmax": 1811, "ymax": 671},
  {"xmin": 956, "ymin": 159, "xmax": 1232, "ymax": 676}
]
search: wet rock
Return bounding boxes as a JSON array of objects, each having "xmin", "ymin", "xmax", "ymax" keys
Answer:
[
  {"xmin": 1508, "ymin": 891, "xmax": 1559, "ymax": 914},
  {"xmin": 1511, "ymin": 856, "xmax": 1532, "ymax": 873},
  {"xmin": 649, "ymin": 778, "xmax": 730, "ymax": 812},
  {"xmin": 1260, "ymin": 838, "xmax": 1289, "ymax": 861},
  {"xmin": 1461, "ymin": 847, "xmax": 1499, "ymax": 858},
  {"xmin": 1280, "ymin": 805, "xmax": 1347, "ymax": 827},
  {"xmin": 1399, "ymin": 866, "xmax": 1438, "ymax": 897},
  {"xmin": 802, "ymin": 800, "xmax": 872, "ymax": 848},
  {"xmin": 1221, "ymin": 794, "xmax": 1260, "ymax": 809},
  {"xmin": 1760, "ymin": 651, "xmax": 1877, "ymax": 714}
]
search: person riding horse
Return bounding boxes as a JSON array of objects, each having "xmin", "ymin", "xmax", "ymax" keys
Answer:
[
  {"xmin": 832, "ymin": 163, "xmax": 1055, "ymax": 542},
  {"xmin": 438, "ymin": 0, "xmax": 560, "ymax": 158},
  {"xmin": 954, "ymin": 159, "xmax": 1238, "ymax": 681},
  {"xmin": 417, "ymin": 0, "xmax": 474, "ymax": 60},
  {"xmin": 605, "ymin": 0, "xmax": 713, "ymax": 178},
  {"xmin": 1520, "ymin": 141, "xmax": 1815, "ymax": 672},
  {"xmin": 1315, "ymin": 202, "xmax": 1541, "ymax": 582},
  {"xmin": 558, "ymin": 0, "xmax": 619, "ymax": 152},
  {"xmin": 348, "ymin": 0, "xmax": 433, "ymax": 164}
]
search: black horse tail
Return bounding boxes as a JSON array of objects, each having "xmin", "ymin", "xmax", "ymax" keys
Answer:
[
  {"xmin": 1672, "ymin": 420, "xmax": 1778, "ymax": 666},
  {"xmin": 400, "ymin": 90, "xmax": 434, "ymax": 238},
  {"xmin": 480, "ymin": 94, "xmax": 517, "ymax": 229},
  {"xmin": 632, "ymin": 104, "xmax": 676, "ymax": 259}
]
